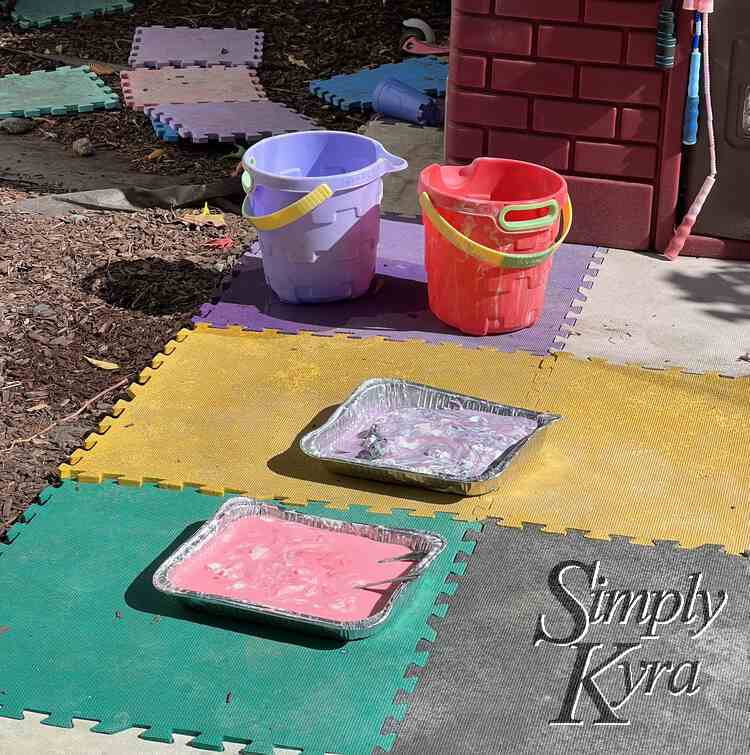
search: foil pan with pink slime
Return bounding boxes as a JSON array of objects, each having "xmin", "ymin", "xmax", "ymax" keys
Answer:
[{"xmin": 153, "ymin": 497, "xmax": 446, "ymax": 640}]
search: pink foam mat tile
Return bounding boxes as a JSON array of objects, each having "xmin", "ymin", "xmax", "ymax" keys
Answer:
[
  {"xmin": 129, "ymin": 26, "xmax": 264, "ymax": 69},
  {"xmin": 120, "ymin": 66, "xmax": 265, "ymax": 110}
]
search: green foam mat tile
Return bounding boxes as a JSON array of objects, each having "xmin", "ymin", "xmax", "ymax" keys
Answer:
[
  {"xmin": 0, "ymin": 66, "xmax": 119, "ymax": 119},
  {"xmin": 12, "ymin": 0, "xmax": 133, "ymax": 29},
  {"xmin": 0, "ymin": 481, "xmax": 478, "ymax": 753}
]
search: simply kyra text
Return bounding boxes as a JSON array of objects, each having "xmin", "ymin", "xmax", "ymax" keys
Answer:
[{"xmin": 532, "ymin": 559, "xmax": 727, "ymax": 725}]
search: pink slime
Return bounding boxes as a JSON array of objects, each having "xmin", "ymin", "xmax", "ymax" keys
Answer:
[{"xmin": 170, "ymin": 516, "xmax": 413, "ymax": 623}]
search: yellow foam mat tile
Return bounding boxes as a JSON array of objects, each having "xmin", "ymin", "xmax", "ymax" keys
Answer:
[
  {"xmin": 491, "ymin": 354, "xmax": 750, "ymax": 554},
  {"xmin": 60, "ymin": 327, "xmax": 750, "ymax": 551},
  {"xmin": 60, "ymin": 326, "xmax": 549, "ymax": 521}
]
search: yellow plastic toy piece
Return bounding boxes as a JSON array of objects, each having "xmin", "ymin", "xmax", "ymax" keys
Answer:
[{"xmin": 243, "ymin": 183, "xmax": 334, "ymax": 231}]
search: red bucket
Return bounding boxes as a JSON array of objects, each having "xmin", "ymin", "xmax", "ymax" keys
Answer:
[{"xmin": 418, "ymin": 158, "xmax": 572, "ymax": 336}]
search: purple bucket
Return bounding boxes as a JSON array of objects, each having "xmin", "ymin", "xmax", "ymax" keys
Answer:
[{"xmin": 242, "ymin": 130, "xmax": 407, "ymax": 304}]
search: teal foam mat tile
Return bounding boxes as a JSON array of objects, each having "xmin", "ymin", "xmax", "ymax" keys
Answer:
[
  {"xmin": 0, "ymin": 482, "xmax": 478, "ymax": 753},
  {"xmin": 12, "ymin": 0, "xmax": 133, "ymax": 29},
  {"xmin": 0, "ymin": 66, "xmax": 119, "ymax": 119}
]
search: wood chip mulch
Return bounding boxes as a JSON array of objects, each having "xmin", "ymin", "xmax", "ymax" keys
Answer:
[
  {"xmin": 0, "ymin": 0, "xmax": 450, "ymax": 536},
  {"xmin": 0, "ymin": 207, "xmax": 256, "ymax": 537},
  {"xmin": 0, "ymin": 0, "xmax": 450, "ymax": 181}
]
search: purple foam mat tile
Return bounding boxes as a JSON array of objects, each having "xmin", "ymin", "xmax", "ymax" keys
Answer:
[
  {"xmin": 194, "ymin": 218, "xmax": 602, "ymax": 355},
  {"xmin": 147, "ymin": 100, "xmax": 320, "ymax": 143},
  {"xmin": 129, "ymin": 26, "xmax": 264, "ymax": 69}
]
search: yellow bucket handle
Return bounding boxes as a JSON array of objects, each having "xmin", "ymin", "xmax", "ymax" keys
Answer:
[
  {"xmin": 419, "ymin": 192, "xmax": 573, "ymax": 270},
  {"xmin": 243, "ymin": 183, "xmax": 334, "ymax": 232}
]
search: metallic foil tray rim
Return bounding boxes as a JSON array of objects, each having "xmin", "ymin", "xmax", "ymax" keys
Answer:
[
  {"xmin": 299, "ymin": 377, "xmax": 561, "ymax": 486},
  {"xmin": 152, "ymin": 497, "xmax": 447, "ymax": 639}
]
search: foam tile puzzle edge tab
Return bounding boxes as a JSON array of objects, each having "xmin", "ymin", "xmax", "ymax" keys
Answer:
[{"xmin": 0, "ymin": 66, "xmax": 119, "ymax": 119}]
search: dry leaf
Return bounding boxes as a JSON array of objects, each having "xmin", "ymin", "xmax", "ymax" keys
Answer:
[
  {"xmin": 178, "ymin": 202, "xmax": 226, "ymax": 228},
  {"xmin": 84, "ymin": 356, "xmax": 120, "ymax": 371},
  {"xmin": 145, "ymin": 148, "xmax": 166, "ymax": 162},
  {"xmin": 203, "ymin": 235, "xmax": 234, "ymax": 250},
  {"xmin": 90, "ymin": 63, "xmax": 114, "ymax": 75},
  {"xmin": 26, "ymin": 403, "xmax": 49, "ymax": 412},
  {"xmin": 287, "ymin": 54, "xmax": 309, "ymax": 69}
]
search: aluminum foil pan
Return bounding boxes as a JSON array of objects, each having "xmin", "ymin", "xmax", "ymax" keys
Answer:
[
  {"xmin": 153, "ymin": 497, "xmax": 446, "ymax": 640},
  {"xmin": 300, "ymin": 378, "xmax": 561, "ymax": 496}
]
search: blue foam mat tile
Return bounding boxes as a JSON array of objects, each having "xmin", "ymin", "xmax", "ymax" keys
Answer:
[
  {"xmin": 309, "ymin": 57, "xmax": 448, "ymax": 113},
  {"xmin": 150, "ymin": 114, "xmax": 179, "ymax": 143}
]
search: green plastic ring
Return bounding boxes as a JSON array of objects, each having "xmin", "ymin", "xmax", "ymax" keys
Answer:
[{"xmin": 498, "ymin": 199, "xmax": 560, "ymax": 233}]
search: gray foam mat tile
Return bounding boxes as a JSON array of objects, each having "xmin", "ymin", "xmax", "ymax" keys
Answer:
[{"xmin": 391, "ymin": 524, "xmax": 750, "ymax": 755}]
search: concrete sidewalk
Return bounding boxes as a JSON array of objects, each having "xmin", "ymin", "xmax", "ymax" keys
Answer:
[{"xmin": 564, "ymin": 248, "xmax": 750, "ymax": 376}]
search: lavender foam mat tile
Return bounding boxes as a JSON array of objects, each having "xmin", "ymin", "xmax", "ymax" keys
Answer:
[
  {"xmin": 147, "ymin": 100, "xmax": 319, "ymax": 143},
  {"xmin": 195, "ymin": 217, "xmax": 603, "ymax": 355},
  {"xmin": 129, "ymin": 26, "xmax": 264, "ymax": 68}
]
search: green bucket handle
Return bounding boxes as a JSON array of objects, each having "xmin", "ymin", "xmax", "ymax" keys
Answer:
[
  {"xmin": 241, "ymin": 170, "xmax": 253, "ymax": 194},
  {"xmin": 497, "ymin": 199, "xmax": 560, "ymax": 234},
  {"xmin": 419, "ymin": 192, "xmax": 573, "ymax": 270}
]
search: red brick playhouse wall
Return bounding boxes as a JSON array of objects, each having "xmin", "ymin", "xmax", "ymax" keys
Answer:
[{"xmin": 446, "ymin": 0, "xmax": 692, "ymax": 252}]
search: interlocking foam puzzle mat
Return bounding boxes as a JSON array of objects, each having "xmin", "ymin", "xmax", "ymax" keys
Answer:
[
  {"xmin": 11, "ymin": 0, "xmax": 131, "ymax": 29},
  {"xmin": 0, "ymin": 66, "xmax": 119, "ymax": 119},
  {"xmin": 310, "ymin": 57, "xmax": 448, "ymax": 113},
  {"xmin": 150, "ymin": 113, "xmax": 179, "ymax": 143},
  {"xmin": 129, "ymin": 26, "xmax": 264, "ymax": 69},
  {"xmin": 60, "ymin": 327, "xmax": 551, "ymax": 521},
  {"xmin": 195, "ymin": 218, "xmax": 602, "ymax": 356},
  {"xmin": 146, "ymin": 101, "xmax": 319, "ymax": 144},
  {"xmin": 362, "ymin": 120, "xmax": 445, "ymax": 218},
  {"xmin": 565, "ymin": 249, "xmax": 750, "ymax": 377},
  {"xmin": 60, "ymin": 327, "xmax": 750, "ymax": 552},
  {"xmin": 0, "ymin": 482, "xmax": 478, "ymax": 753},
  {"xmin": 391, "ymin": 523, "xmax": 750, "ymax": 754},
  {"xmin": 120, "ymin": 67, "xmax": 265, "ymax": 111},
  {"xmin": 490, "ymin": 353, "xmax": 750, "ymax": 554}
]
